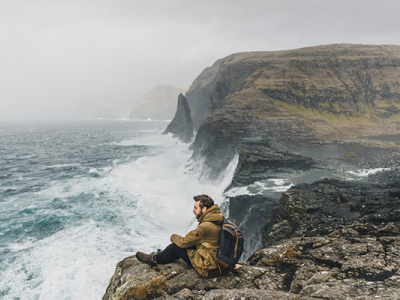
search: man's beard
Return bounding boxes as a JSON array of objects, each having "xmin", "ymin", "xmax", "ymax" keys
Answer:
[{"xmin": 196, "ymin": 211, "xmax": 203, "ymax": 220}]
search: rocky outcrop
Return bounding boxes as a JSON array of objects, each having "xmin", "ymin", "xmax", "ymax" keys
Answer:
[
  {"xmin": 163, "ymin": 94, "xmax": 193, "ymax": 143},
  {"xmin": 102, "ymin": 256, "xmax": 301, "ymax": 300},
  {"xmin": 250, "ymin": 168, "xmax": 400, "ymax": 299},
  {"xmin": 262, "ymin": 169, "xmax": 400, "ymax": 246},
  {"xmin": 102, "ymin": 169, "xmax": 400, "ymax": 299},
  {"xmin": 130, "ymin": 85, "xmax": 187, "ymax": 120}
]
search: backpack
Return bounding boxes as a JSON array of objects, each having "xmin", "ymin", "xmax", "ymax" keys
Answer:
[{"xmin": 215, "ymin": 219, "xmax": 245, "ymax": 269}]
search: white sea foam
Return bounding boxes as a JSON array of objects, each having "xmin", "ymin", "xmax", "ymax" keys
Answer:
[
  {"xmin": 346, "ymin": 167, "xmax": 392, "ymax": 178},
  {"xmin": 187, "ymin": 152, "xmax": 239, "ymax": 187},
  {"xmin": 225, "ymin": 178, "xmax": 293, "ymax": 197},
  {"xmin": 44, "ymin": 163, "xmax": 81, "ymax": 169},
  {"xmin": 7, "ymin": 238, "xmax": 36, "ymax": 252}
]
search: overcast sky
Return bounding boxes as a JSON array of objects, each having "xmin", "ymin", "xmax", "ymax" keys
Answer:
[{"xmin": 1, "ymin": 0, "xmax": 400, "ymax": 120}]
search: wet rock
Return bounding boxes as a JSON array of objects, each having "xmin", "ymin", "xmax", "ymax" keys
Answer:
[
  {"xmin": 262, "ymin": 170, "xmax": 400, "ymax": 245},
  {"xmin": 228, "ymin": 194, "xmax": 278, "ymax": 259},
  {"xmin": 232, "ymin": 138, "xmax": 316, "ymax": 187}
]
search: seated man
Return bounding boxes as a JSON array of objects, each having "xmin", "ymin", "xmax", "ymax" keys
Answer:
[{"xmin": 136, "ymin": 194, "xmax": 226, "ymax": 277}]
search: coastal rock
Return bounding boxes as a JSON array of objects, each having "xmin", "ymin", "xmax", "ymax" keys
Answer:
[
  {"xmin": 262, "ymin": 169, "xmax": 400, "ymax": 245},
  {"xmin": 163, "ymin": 93, "xmax": 193, "ymax": 143},
  {"xmin": 248, "ymin": 233, "xmax": 400, "ymax": 299},
  {"xmin": 102, "ymin": 254, "xmax": 300, "ymax": 300},
  {"xmin": 102, "ymin": 170, "xmax": 400, "ymax": 299},
  {"xmin": 103, "ymin": 234, "xmax": 400, "ymax": 299},
  {"xmin": 228, "ymin": 194, "xmax": 278, "ymax": 259}
]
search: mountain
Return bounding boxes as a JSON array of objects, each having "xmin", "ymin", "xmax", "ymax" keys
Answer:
[{"xmin": 129, "ymin": 85, "xmax": 187, "ymax": 120}]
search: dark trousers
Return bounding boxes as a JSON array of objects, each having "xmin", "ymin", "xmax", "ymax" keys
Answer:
[{"xmin": 156, "ymin": 243, "xmax": 193, "ymax": 267}]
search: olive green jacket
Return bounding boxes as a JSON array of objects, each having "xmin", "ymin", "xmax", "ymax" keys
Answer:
[{"xmin": 170, "ymin": 204, "xmax": 224, "ymax": 277}]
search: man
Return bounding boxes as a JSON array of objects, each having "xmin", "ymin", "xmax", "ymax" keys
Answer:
[{"xmin": 136, "ymin": 194, "xmax": 226, "ymax": 277}]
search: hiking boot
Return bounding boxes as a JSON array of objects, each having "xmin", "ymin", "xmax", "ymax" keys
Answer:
[{"xmin": 135, "ymin": 251, "xmax": 157, "ymax": 267}]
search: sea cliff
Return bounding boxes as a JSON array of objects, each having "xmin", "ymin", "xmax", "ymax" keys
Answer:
[
  {"xmin": 103, "ymin": 44, "xmax": 400, "ymax": 299},
  {"xmin": 188, "ymin": 44, "xmax": 400, "ymax": 182}
]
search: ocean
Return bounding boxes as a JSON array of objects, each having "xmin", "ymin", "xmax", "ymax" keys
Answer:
[
  {"xmin": 1, "ymin": 119, "xmax": 393, "ymax": 300},
  {"xmin": 0, "ymin": 119, "xmax": 236, "ymax": 300}
]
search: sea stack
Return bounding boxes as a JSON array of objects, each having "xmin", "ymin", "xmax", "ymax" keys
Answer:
[{"xmin": 163, "ymin": 93, "xmax": 194, "ymax": 143}]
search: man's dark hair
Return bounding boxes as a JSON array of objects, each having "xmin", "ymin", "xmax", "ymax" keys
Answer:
[{"xmin": 193, "ymin": 194, "xmax": 214, "ymax": 209}]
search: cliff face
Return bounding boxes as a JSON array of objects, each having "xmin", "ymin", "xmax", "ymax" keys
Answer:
[
  {"xmin": 184, "ymin": 58, "xmax": 224, "ymax": 129},
  {"xmin": 186, "ymin": 44, "xmax": 400, "ymax": 183}
]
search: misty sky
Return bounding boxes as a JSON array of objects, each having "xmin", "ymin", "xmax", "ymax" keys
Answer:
[{"xmin": 1, "ymin": 0, "xmax": 400, "ymax": 121}]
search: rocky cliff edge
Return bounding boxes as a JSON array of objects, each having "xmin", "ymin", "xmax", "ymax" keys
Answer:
[{"xmin": 102, "ymin": 169, "xmax": 400, "ymax": 300}]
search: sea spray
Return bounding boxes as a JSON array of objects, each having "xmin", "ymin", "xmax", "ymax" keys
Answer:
[{"xmin": 0, "ymin": 120, "xmax": 238, "ymax": 300}]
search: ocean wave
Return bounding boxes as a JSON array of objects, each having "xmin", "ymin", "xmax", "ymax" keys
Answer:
[
  {"xmin": 345, "ymin": 167, "xmax": 393, "ymax": 178},
  {"xmin": 225, "ymin": 178, "xmax": 294, "ymax": 197}
]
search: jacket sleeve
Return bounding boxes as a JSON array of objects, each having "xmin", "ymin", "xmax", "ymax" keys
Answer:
[{"xmin": 170, "ymin": 224, "xmax": 206, "ymax": 248}]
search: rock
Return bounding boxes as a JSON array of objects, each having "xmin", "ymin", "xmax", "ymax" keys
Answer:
[
  {"xmin": 163, "ymin": 93, "xmax": 193, "ymax": 143},
  {"xmin": 103, "ymin": 233, "xmax": 400, "ymax": 298},
  {"xmin": 228, "ymin": 194, "xmax": 279, "ymax": 259},
  {"xmin": 248, "ymin": 234, "xmax": 400, "ymax": 300},
  {"xmin": 102, "ymin": 171, "xmax": 400, "ymax": 299},
  {"xmin": 202, "ymin": 289, "xmax": 298, "ymax": 299},
  {"xmin": 102, "ymin": 255, "xmax": 292, "ymax": 300},
  {"xmin": 262, "ymin": 169, "xmax": 400, "ymax": 245},
  {"xmin": 232, "ymin": 138, "xmax": 316, "ymax": 187}
]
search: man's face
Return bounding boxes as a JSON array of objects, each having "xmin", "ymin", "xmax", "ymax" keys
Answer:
[{"xmin": 193, "ymin": 201, "xmax": 206, "ymax": 218}]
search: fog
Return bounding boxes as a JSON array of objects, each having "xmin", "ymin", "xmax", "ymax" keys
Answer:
[{"xmin": 1, "ymin": 0, "xmax": 400, "ymax": 121}]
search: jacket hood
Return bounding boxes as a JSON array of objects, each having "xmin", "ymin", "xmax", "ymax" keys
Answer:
[{"xmin": 198, "ymin": 204, "xmax": 224, "ymax": 225}]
